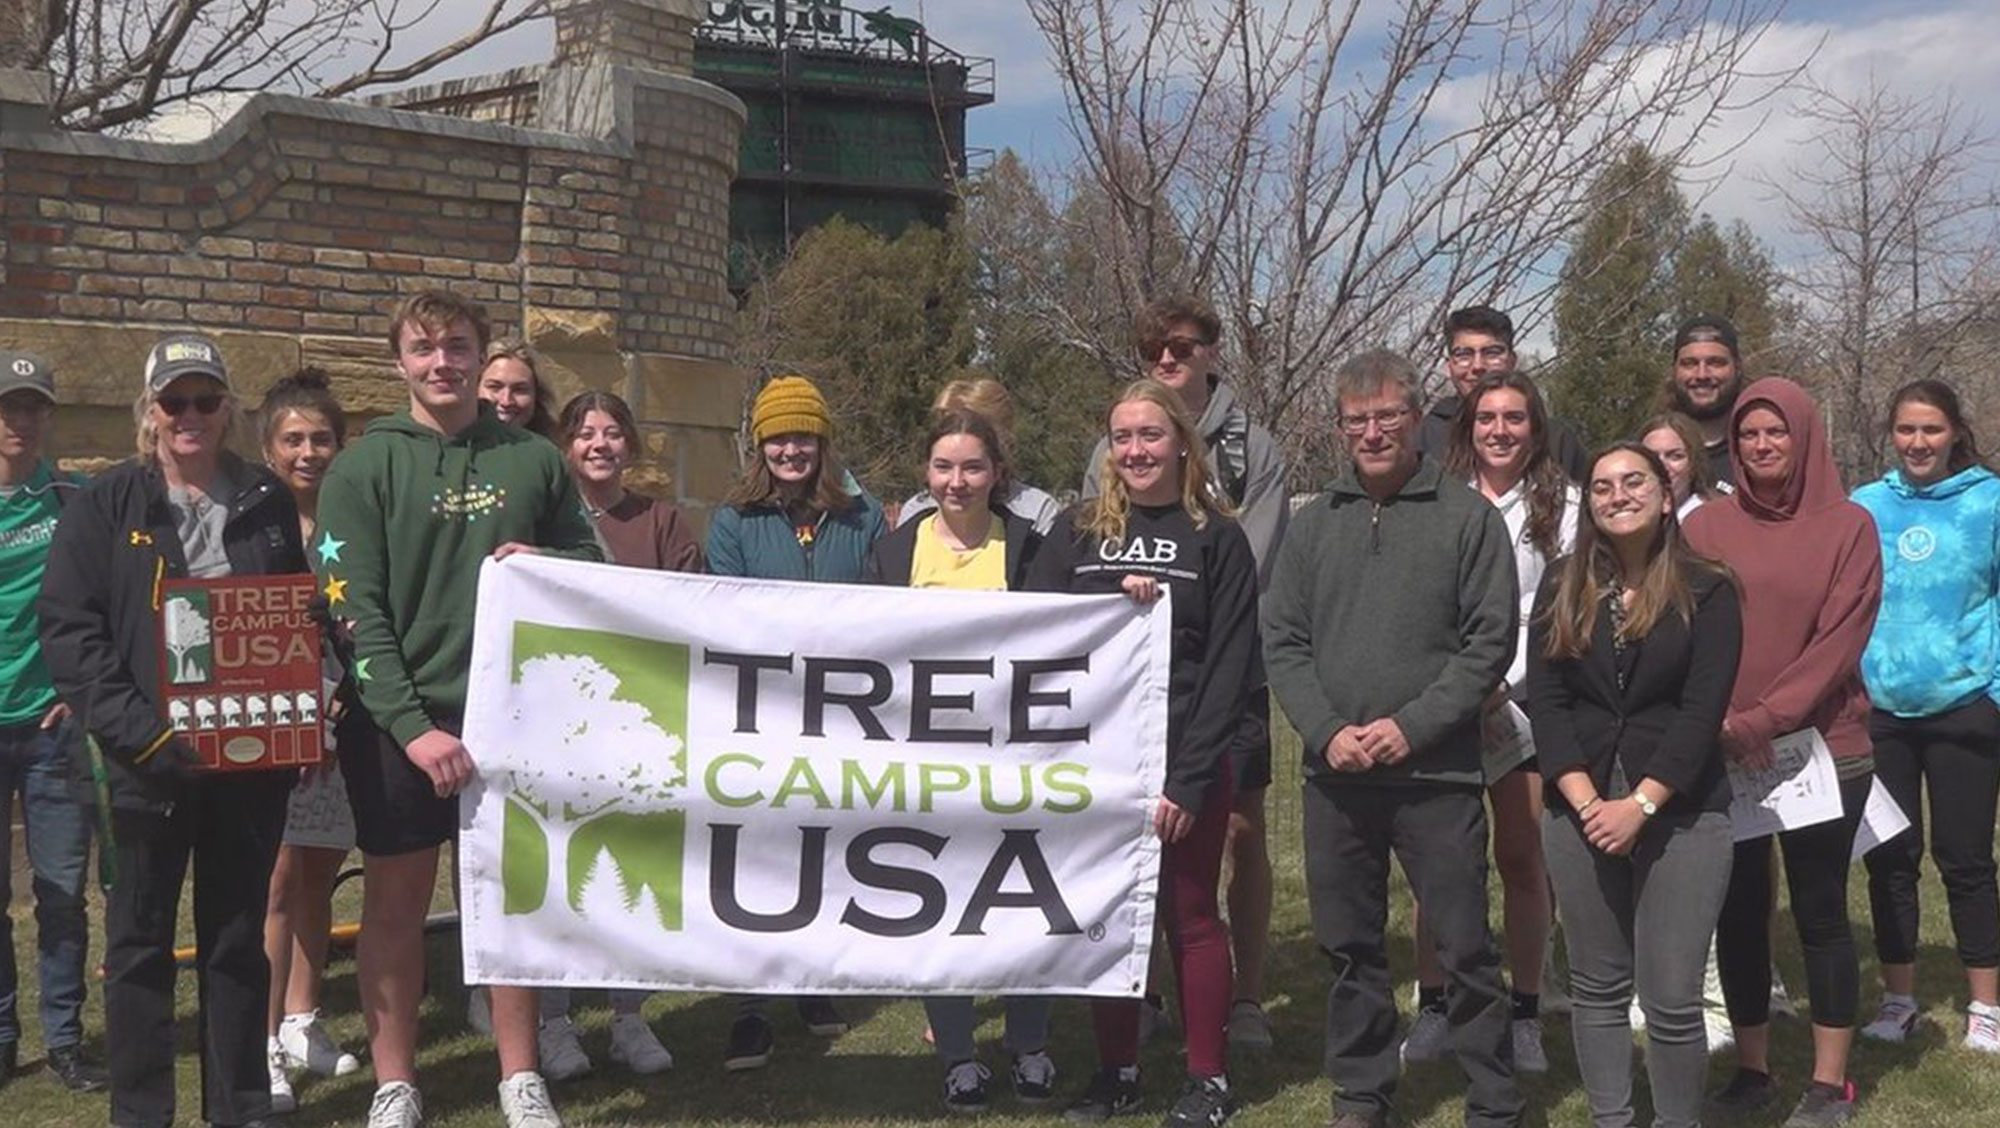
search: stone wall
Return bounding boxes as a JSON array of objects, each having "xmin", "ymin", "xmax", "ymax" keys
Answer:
[{"xmin": 0, "ymin": 0, "xmax": 750, "ymax": 520}]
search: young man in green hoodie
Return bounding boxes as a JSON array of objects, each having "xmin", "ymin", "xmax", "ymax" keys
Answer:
[
  {"xmin": 313, "ymin": 291, "xmax": 601, "ymax": 1128},
  {"xmin": 1262, "ymin": 350, "xmax": 1521, "ymax": 1128}
]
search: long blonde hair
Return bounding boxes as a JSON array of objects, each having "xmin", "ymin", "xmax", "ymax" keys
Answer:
[{"xmin": 1076, "ymin": 379, "xmax": 1232, "ymax": 544}]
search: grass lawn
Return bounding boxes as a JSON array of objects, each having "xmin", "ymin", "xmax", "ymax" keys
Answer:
[{"xmin": 7, "ymin": 710, "xmax": 2000, "ymax": 1126}]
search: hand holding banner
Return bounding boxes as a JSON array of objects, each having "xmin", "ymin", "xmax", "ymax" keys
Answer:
[{"xmin": 457, "ymin": 555, "xmax": 1172, "ymax": 997}]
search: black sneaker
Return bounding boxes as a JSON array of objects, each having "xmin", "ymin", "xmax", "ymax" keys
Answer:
[
  {"xmin": 796, "ymin": 995, "xmax": 849, "ymax": 1036},
  {"xmin": 1162, "ymin": 1075, "xmax": 1234, "ymax": 1128},
  {"xmin": 723, "ymin": 1011, "xmax": 774, "ymax": 1072},
  {"xmin": 1784, "ymin": 1080, "xmax": 1858, "ymax": 1127},
  {"xmin": 1710, "ymin": 1068, "xmax": 1778, "ymax": 1116},
  {"xmin": 943, "ymin": 1059, "xmax": 993, "ymax": 1114},
  {"xmin": 45, "ymin": 1044, "xmax": 108, "ymax": 1093},
  {"xmin": 1066, "ymin": 1067, "xmax": 1144, "ymax": 1122}
]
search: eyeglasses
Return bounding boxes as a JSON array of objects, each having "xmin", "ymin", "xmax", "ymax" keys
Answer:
[
  {"xmin": 155, "ymin": 393, "xmax": 226, "ymax": 416},
  {"xmin": 1140, "ymin": 336, "xmax": 1208, "ymax": 362},
  {"xmin": 1589, "ymin": 471, "xmax": 1661, "ymax": 500},
  {"xmin": 1447, "ymin": 344, "xmax": 1511, "ymax": 364},
  {"xmin": 1337, "ymin": 407, "xmax": 1412, "ymax": 435}
]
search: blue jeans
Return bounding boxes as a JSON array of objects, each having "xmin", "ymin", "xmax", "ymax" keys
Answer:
[{"xmin": 0, "ymin": 717, "xmax": 93, "ymax": 1051}]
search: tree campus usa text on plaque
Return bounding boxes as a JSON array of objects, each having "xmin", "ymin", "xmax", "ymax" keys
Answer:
[{"xmin": 158, "ymin": 575, "xmax": 324, "ymax": 771}]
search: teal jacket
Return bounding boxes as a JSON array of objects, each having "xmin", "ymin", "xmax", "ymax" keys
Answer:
[
  {"xmin": 706, "ymin": 474, "xmax": 886, "ymax": 583},
  {"xmin": 1854, "ymin": 465, "xmax": 2000, "ymax": 717}
]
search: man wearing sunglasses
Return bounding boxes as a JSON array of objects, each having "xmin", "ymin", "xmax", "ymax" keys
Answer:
[
  {"xmin": 1080, "ymin": 295, "xmax": 1291, "ymax": 1052},
  {"xmin": 1416, "ymin": 307, "xmax": 1588, "ymax": 484}
]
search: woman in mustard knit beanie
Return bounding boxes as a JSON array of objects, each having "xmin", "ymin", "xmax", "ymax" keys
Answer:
[{"xmin": 701, "ymin": 371, "xmax": 886, "ymax": 1069}]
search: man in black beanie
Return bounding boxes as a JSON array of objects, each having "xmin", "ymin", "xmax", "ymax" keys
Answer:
[{"xmin": 1665, "ymin": 314, "xmax": 1744, "ymax": 489}]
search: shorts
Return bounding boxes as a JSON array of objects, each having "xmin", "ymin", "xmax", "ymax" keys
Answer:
[
  {"xmin": 283, "ymin": 762, "xmax": 356, "ymax": 851},
  {"xmin": 1228, "ymin": 690, "xmax": 1273, "ymax": 793},
  {"xmin": 339, "ymin": 719, "xmax": 458, "ymax": 858}
]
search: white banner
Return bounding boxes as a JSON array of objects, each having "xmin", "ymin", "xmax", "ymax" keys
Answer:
[{"xmin": 457, "ymin": 555, "xmax": 1171, "ymax": 997}]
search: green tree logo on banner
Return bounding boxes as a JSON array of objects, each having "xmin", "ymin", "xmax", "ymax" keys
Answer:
[{"xmin": 499, "ymin": 623, "xmax": 691, "ymax": 931}]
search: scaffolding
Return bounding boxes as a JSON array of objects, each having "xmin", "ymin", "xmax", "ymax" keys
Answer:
[{"xmin": 694, "ymin": 0, "xmax": 995, "ymax": 288}]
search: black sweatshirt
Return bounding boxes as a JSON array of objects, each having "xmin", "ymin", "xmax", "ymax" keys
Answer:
[{"xmin": 1027, "ymin": 502, "xmax": 1259, "ymax": 814}]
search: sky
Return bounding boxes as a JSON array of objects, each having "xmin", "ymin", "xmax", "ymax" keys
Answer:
[{"xmin": 424, "ymin": 0, "xmax": 1997, "ymax": 259}]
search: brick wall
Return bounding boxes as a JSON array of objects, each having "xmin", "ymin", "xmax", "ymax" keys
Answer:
[{"xmin": 0, "ymin": 0, "xmax": 750, "ymax": 519}]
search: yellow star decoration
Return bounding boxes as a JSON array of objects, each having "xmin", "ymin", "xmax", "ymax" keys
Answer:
[{"xmin": 323, "ymin": 575, "xmax": 348, "ymax": 606}]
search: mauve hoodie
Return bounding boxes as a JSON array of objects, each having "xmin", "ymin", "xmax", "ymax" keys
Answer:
[{"xmin": 1682, "ymin": 378, "xmax": 1883, "ymax": 764}]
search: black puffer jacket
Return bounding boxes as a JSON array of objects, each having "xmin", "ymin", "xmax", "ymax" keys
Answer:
[{"xmin": 38, "ymin": 455, "xmax": 305, "ymax": 812}]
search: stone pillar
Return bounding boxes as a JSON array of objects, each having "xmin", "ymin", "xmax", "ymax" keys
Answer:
[
  {"xmin": 552, "ymin": 0, "xmax": 702, "ymax": 75},
  {"xmin": 0, "ymin": 0, "xmax": 52, "ymax": 133}
]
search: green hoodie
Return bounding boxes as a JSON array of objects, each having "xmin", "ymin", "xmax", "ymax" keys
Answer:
[{"xmin": 313, "ymin": 407, "xmax": 602, "ymax": 748}]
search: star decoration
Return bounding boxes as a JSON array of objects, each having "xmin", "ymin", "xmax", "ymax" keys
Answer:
[
  {"xmin": 323, "ymin": 575, "xmax": 348, "ymax": 606},
  {"xmin": 353, "ymin": 656, "xmax": 373, "ymax": 682},
  {"xmin": 316, "ymin": 531, "xmax": 346, "ymax": 565}
]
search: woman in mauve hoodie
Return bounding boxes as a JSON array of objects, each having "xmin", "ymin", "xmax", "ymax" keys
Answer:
[{"xmin": 1683, "ymin": 377, "xmax": 1882, "ymax": 1126}]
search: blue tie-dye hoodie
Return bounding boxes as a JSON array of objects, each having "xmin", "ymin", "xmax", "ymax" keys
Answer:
[{"xmin": 1854, "ymin": 464, "xmax": 2000, "ymax": 717}]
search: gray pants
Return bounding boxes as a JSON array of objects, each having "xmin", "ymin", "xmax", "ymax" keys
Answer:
[
  {"xmin": 921, "ymin": 995, "xmax": 1052, "ymax": 1062},
  {"xmin": 1544, "ymin": 808, "xmax": 1732, "ymax": 1128}
]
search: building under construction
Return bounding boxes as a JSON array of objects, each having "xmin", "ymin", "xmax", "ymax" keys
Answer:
[{"xmin": 694, "ymin": 1, "xmax": 993, "ymax": 285}]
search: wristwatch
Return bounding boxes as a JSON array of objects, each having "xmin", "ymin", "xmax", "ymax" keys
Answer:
[{"xmin": 1633, "ymin": 791, "xmax": 1658, "ymax": 818}]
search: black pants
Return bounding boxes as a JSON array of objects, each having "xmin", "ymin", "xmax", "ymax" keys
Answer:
[
  {"xmin": 105, "ymin": 773, "xmax": 288, "ymax": 1128},
  {"xmin": 1303, "ymin": 780, "xmax": 1520, "ymax": 1127},
  {"xmin": 1865, "ymin": 700, "xmax": 2000, "ymax": 968},
  {"xmin": 1717, "ymin": 770, "xmax": 1872, "ymax": 1029}
]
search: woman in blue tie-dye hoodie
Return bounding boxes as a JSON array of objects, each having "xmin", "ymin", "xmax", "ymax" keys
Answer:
[{"xmin": 1852, "ymin": 378, "xmax": 2000, "ymax": 1055}]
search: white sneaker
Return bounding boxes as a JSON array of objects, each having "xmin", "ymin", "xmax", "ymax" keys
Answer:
[
  {"xmin": 608, "ymin": 1013, "xmax": 674, "ymax": 1074},
  {"xmin": 1704, "ymin": 1010, "xmax": 1737, "ymax": 1054},
  {"xmin": 267, "ymin": 1038, "xmax": 297, "ymax": 1114},
  {"xmin": 1966, "ymin": 1002, "xmax": 2000, "ymax": 1054},
  {"xmin": 467, "ymin": 986, "xmax": 492, "ymax": 1035},
  {"xmin": 536, "ymin": 1016, "xmax": 593, "ymax": 1082},
  {"xmin": 367, "ymin": 1080, "xmax": 424, "ymax": 1128},
  {"xmin": 1861, "ymin": 995, "xmax": 1919, "ymax": 1043},
  {"xmin": 1400, "ymin": 1006, "xmax": 1449, "ymax": 1064},
  {"xmin": 1769, "ymin": 969, "xmax": 1799, "ymax": 1018},
  {"xmin": 499, "ymin": 1071, "xmax": 564, "ymax": 1128},
  {"xmin": 1511, "ymin": 1017, "xmax": 1548, "ymax": 1073},
  {"xmin": 278, "ymin": 1009, "xmax": 361, "ymax": 1076}
]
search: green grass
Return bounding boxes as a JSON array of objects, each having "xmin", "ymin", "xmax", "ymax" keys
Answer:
[{"xmin": 8, "ymin": 713, "xmax": 2000, "ymax": 1126}]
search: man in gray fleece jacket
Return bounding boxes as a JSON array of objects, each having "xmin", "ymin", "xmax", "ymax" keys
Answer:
[{"xmin": 1263, "ymin": 349, "xmax": 1521, "ymax": 1128}]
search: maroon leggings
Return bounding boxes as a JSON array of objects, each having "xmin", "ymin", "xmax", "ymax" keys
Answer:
[{"xmin": 1091, "ymin": 779, "xmax": 1234, "ymax": 1078}]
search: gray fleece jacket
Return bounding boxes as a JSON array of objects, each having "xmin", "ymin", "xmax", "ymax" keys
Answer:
[
  {"xmin": 1262, "ymin": 456, "xmax": 1518, "ymax": 787},
  {"xmin": 1082, "ymin": 376, "xmax": 1289, "ymax": 591}
]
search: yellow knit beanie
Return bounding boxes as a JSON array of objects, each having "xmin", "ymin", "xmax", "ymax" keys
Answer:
[{"xmin": 751, "ymin": 374, "xmax": 832, "ymax": 443}]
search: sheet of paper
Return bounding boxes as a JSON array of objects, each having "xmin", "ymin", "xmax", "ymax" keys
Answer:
[
  {"xmin": 1850, "ymin": 777, "xmax": 1912, "ymax": 862},
  {"xmin": 1726, "ymin": 727, "xmax": 1843, "ymax": 842},
  {"xmin": 1481, "ymin": 700, "xmax": 1535, "ymax": 782}
]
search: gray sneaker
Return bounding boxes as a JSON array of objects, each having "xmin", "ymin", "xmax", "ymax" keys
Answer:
[
  {"xmin": 367, "ymin": 1081, "xmax": 423, "ymax": 1128},
  {"xmin": 1782, "ymin": 1080, "xmax": 1856, "ymax": 1127},
  {"xmin": 1399, "ymin": 1005, "xmax": 1448, "ymax": 1064},
  {"xmin": 1226, "ymin": 1000, "xmax": 1273, "ymax": 1051}
]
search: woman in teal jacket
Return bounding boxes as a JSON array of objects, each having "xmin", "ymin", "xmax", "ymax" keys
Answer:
[
  {"xmin": 1852, "ymin": 378, "xmax": 2000, "ymax": 1054},
  {"xmin": 702, "ymin": 373, "xmax": 881, "ymax": 1068},
  {"xmin": 706, "ymin": 374, "xmax": 886, "ymax": 583}
]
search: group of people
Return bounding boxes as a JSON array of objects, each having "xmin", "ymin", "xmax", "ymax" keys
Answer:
[{"xmin": 0, "ymin": 285, "xmax": 1995, "ymax": 1128}]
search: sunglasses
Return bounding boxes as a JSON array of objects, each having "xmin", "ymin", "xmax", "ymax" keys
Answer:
[
  {"xmin": 155, "ymin": 393, "xmax": 226, "ymax": 416},
  {"xmin": 1140, "ymin": 337, "xmax": 1207, "ymax": 362}
]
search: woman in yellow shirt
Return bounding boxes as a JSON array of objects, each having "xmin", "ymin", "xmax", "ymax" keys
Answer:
[{"xmin": 866, "ymin": 409, "xmax": 1048, "ymax": 1112}]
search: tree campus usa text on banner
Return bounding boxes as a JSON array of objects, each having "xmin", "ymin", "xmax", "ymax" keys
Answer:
[{"xmin": 456, "ymin": 555, "xmax": 1172, "ymax": 997}]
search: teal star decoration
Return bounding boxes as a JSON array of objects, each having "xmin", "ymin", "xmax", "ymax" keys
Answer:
[
  {"xmin": 353, "ymin": 656, "xmax": 373, "ymax": 682},
  {"xmin": 316, "ymin": 531, "xmax": 346, "ymax": 565}
]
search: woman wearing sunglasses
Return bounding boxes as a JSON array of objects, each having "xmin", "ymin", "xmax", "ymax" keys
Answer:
[{"xmin": 39, "ymin": 334, "xmax": 307, "ymax": 1128}]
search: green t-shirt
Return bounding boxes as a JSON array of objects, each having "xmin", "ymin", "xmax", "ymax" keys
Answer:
[{"xmin": 0, "ymin": 462, "xmax": 80, "ymax": 726}]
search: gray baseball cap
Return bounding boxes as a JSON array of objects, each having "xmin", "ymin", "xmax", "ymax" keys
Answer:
[
  {"xmin": 0, "ymin": 351, "xmax": 54, "ymax": 401},
  {"xmin": 143, "ymin": 333, "xmax": 230, "ymax": 394}
]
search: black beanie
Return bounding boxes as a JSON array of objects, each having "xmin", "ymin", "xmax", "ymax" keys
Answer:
[{"xmin": 1672, "ymin": 314, "xmax": 1740, "ymax": 362}]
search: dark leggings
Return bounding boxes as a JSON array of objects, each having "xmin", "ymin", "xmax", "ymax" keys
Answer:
[
  {"xmin": 1865, "ymin": 700, "xmax": 2000, "ymax": 968},
  {"xmin": 1717, "ymin": 771, "xmax": 1872, "ymax": 1029},
  {"xmin": 1092, "ymin": 776, "xmax": 1233, "ymax": 1078}
]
